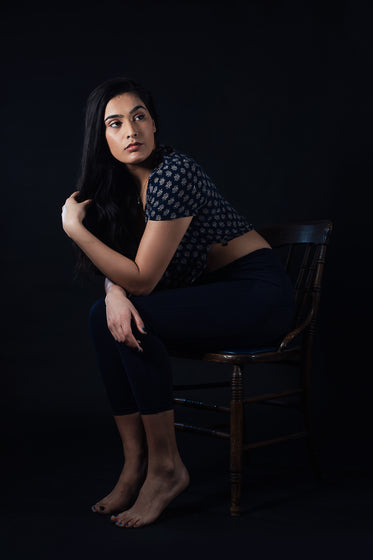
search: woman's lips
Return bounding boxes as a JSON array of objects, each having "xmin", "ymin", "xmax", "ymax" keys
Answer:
[{"xmin": 126, "ymin": 143, "xmax": 142, "ymax": 152}]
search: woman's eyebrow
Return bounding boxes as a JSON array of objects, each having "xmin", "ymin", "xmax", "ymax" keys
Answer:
[
  {"xmin": 104, "ymin": 105, "xmax": 146, "ymax": 122},
  {"xmin": 104, "ymin": 113, "xmax": 123, "ymax": 122}
]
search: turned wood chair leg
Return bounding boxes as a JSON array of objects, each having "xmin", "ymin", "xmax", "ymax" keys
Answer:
[
  {"xmin": 243, "ymin": 410, "xmax": 251, "ymax": 465},
  {"xmin": 230, "ymin": 364, "xmax": 244, "ymax": 516}
]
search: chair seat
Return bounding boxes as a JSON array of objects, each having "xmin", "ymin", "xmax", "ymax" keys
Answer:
[
  {"xmin": 202, "ymin": 342, "xmax": 301, "ymax": 364},
  {"xmin": 172, "ymin": 340, "xmax": 300, "ymax": 356},
  {"xmin": 215, "ymin": 339, "xmax": 301, "ymax": 355},
  {"xmin": 215, "ymin": 345, "xmax": 279, "ymax": 355}
]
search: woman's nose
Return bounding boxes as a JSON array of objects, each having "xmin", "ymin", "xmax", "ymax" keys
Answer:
[{"xmin": 125, "ymin": 121, "xmax": 138, "ymax": 138}]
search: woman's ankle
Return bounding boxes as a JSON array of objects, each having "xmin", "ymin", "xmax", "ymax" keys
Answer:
[
  {"xmin": 147, "ymin": 454, "xmax": 185, "ymax": 477},
  {"xmin": 122, "ymin": 451, "xmax": 148, "ymax": 471}
]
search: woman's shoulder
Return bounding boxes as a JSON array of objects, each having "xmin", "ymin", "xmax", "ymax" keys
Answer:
[
  {"xmin": 153, "ymin": 145, "xmax": 201, "ymax": 175},
  {"xmin": 146, "ymin": 146, "xmax": 209, "ymax": 219}
]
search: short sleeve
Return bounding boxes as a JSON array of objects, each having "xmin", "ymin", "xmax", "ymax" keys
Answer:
[{"xmin": 145, "ymin": 156, "xmax": 206, "ymax": 221}]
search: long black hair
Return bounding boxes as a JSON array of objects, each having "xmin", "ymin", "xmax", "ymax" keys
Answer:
[{"xmin": 73, "ymin": 76, "xmax": 169, "ymax": 278}]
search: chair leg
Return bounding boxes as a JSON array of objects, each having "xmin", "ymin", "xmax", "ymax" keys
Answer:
[
  {"xmin": 242, "ymin": 409, "xmax": 251, "ymax": 465},
  {"xmin": 230, "ymin": 364, "xmax": 244, "ymax": 516}
]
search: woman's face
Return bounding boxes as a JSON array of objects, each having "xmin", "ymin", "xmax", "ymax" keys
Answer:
[{"xmin": 103, "ymin": 92, "xmax": 157, "ymax": 167}]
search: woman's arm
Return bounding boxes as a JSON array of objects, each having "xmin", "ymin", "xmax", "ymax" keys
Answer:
[
  {"xmin": 62, "ymin": 191, "xmax": 193, "ymax": 295},
  {"xmin": 104, "ymin": 277, "xmax": 146, "ymax": 351}
]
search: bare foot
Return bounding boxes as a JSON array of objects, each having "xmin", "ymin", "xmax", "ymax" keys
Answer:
[
  {"xmin": 91, "ymin": 462, "xmax": 147, "ymax": 515},
  {"xmin": 111, "ymin": 462, "xmax": 190, "ymax": 528}
]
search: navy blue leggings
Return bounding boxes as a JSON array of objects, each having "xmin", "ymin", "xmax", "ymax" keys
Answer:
[{"xmin": 88, "ymin": 248, "xmax": 295, "ymax": 416}]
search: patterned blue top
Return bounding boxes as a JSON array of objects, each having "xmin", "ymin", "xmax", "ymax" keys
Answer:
[{"xmin": 145, "ymin": 145, "xmax": 253, "ymax": 289}]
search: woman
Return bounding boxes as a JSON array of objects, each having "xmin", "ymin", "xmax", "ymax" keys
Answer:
[{"xmin": 61, "ymin": 76, "xmax": 294, "ymax": 528}]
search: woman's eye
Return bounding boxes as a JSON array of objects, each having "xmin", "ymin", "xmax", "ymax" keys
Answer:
[
  {"xmin": 109, "ymin": 121, "xmax": 121, "ymax": 128},
  {"xmin": 134, "ymin": 114, "xmax": 145, "ymax": 121}
]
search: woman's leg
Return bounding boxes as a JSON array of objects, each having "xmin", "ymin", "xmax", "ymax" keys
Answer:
[
  {"xmin": 111, "ymin": 409, "xmax": 190, "ymax": 528},
  {"xmin": 89, "ymin": 300, "xmax": 147, "ymax": 514},
  {"xmin": 89, "ymin": 297, "xmax": 174, "ymax": 416},
  {"xmin": 89, "ymin": 298, "xmax": 189, "ymax": 520},
  {"xmin": 88, "ymin": 297, "xmax": 186, "ymax": 518},
  {"xmin": 91, "ymin": 412, "xmax": 148, "ymax": 514},
  {"xmin": 88, "ymin": 298, "xmax": 139, "ymax": 416}
]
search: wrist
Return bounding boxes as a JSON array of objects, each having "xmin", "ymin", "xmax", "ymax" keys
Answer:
[
  {"xmin": 105, "ymin": 283, "xmax": 127, "ymax": 300},
  {"xmin": 63, "ymin": 220, "xmax": 85, "ymax": 239}
]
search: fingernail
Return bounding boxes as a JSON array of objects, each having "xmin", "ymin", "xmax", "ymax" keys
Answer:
[{"xmin": 141, "ymin": 328, "xmax": 147, "ymax": 334}]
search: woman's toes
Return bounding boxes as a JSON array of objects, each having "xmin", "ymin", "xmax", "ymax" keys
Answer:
[
  {"xmin": 111, "ymin": 513, "xmax": 144, "ymax": 528},
  {"xmin": 113, "ymin": 514, "xmax": 134, "ymax": 528},
  {"xmin": 92, "ymin": 503, "xmax": 107, "ymax": 514},
  {"xmin": 112, "ymin": 513, "xmax": 125, "ymax": 525},
  {"xmin": 125, "ymin": 516, "xmax": 140, "ymax": 528}
]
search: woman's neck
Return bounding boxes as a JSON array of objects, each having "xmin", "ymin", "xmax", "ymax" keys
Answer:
[{"xmin": 125, "ymin": 147, "xmax": 159, "ymax": 189}]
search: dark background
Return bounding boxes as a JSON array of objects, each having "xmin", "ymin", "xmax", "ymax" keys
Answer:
[{"xmin": 2, "ymin": 0, "xmax": 372, "ymax": 557}]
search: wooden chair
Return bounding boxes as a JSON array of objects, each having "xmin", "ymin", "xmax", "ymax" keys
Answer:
[{"xmin": 172, "ymin": 220, "xmax": 333, "ymax": 516}]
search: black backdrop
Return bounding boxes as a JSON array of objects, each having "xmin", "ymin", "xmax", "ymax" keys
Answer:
[{"xmin": 2, "ymin": 0, "xmax": 372, "ymax": 493}]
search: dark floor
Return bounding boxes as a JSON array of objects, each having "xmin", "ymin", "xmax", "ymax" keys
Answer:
[{"xmin": 2, "ymin": 410, "xmax": 373, "ymax": 559}]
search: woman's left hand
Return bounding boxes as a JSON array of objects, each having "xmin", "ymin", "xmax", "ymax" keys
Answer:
[{"xmin": 61, "ymin": 191, "xmax": 92, "ymax": 236}]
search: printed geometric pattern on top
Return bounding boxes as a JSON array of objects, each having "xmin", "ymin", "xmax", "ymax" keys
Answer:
[{"xmin": 146, "ymin": 145, "xmax": 253, "ymax": 290}]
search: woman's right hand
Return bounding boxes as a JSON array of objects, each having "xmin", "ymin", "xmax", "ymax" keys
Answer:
[{"xmin": 105, "ymin": 286, "xmax": 147, "ymax": 352}]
